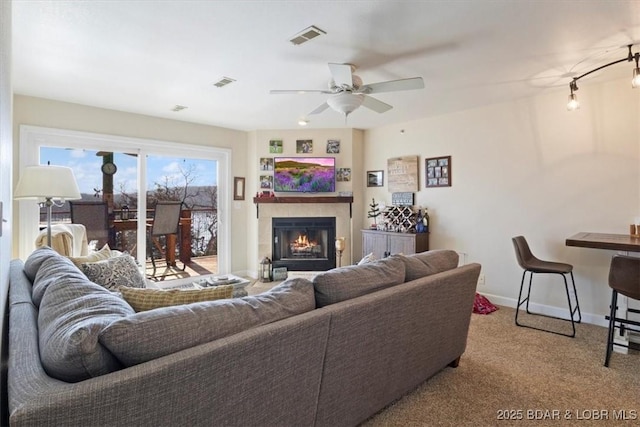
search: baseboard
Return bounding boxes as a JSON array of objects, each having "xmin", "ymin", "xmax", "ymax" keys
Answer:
[{"xmin": 478, "ymin": 292, "xmax": 608, "ymax": 328}]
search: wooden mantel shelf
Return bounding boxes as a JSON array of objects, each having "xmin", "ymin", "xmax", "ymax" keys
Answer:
[
  {"xmin": 252, "ymin": 196, "xmax": 353, "ymax": 218},
  {"xmin": 253, "ymin": 196, "xmax": 353, "ymax": 204}
]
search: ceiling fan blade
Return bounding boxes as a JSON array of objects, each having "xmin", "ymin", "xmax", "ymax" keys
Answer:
[
  {"xmin": 309, "ymin": 102, "xmax": 330, "ymax": 115},
  {"xmin": 362, "ymin": 95, "xmax": 392, "ymax": 113},
  {"xmin": 328, "ymin": 63, "xmax": 354, "ymax": 87},
  {"xmin": 359, "ymin": 77, "xmax": 424, "ymax": 94},
  {"xmin": 270, "ymin": 89, "xmax": 333, "ymax": 94}
]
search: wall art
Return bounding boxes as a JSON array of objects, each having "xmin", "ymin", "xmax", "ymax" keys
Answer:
[{"xmin": 425, "ymin": 155, "xmax": 451, "ymax": 187}]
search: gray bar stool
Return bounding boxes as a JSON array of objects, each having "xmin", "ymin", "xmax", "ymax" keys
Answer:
[
  {"xmin": 604, "ymin": 255, "xmax": 640, "ymax": 367},
  {"xmin": 512, "ymin": 236, "xmax": 581, "ymax": 337}
]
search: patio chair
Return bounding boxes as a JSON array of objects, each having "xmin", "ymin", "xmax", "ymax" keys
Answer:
[
  {"xmin": 147, "ymin": 201, "xmax": 185, "ymax": 279},
  {"xmin": 69, "ymin": 201, "xmax": 112, "ymax": 249}
]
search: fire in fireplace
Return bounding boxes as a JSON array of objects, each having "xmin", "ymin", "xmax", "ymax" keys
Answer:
[{"xmin": 272, "ymin": 217, "xmax": 336, "ymax": 271}]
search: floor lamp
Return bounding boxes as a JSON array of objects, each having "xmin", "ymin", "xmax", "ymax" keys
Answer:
[{"xmin": 14, "ymin": 165, "xmax": 81, "ymax": 247}]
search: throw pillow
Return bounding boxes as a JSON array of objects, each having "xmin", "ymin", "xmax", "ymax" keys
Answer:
[
  {"xmin": 67, "ymin": 243, "xmax": 112, "ymax": 267},
  {"xmin": 120, "ymin": 285, "xmax": 234, "ymax": 312},
  {"xmin": 100, "ymin": 277, "xmax": 315, "ymax": 367},
  {"xmin": 313, "ymin": 256, "xmax": 405, "ymax": 307},
  {"xmin": 38, "ymin": 274, "xmax": 135, "ymax": 382},
  {"xmin": 392, "ymin": 250, "xmax": 460, "ymax": 282},
  {"xmin": 81, "ymin": 254, "xmax": 146, "ymax": 290},
  {"xmin": 357, "ymin": 252, "xmax": 377, "ymax": 265}
]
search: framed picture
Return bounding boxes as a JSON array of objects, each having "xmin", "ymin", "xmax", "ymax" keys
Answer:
[
  {"xmin": 259, "ymin": 157, "xmax": 273, "ymax": 171},
  {"xmin": 260, "ymin": 175, "xmax": 273, "ymax": 189},
  {"xmin": 367, "ymin": 170, "xmax": 384, "ymax": 187},
  {"xmin": 326, "ymin": 139, "xmax": 340, "ymax": 153},
  {"xmin": 269, "ymin": 139, "xmax": 283, "ymax": 153},
  {"xmin": 425, "ymin": 156, "xmax": 452, "ymax": 187},
  {"xmin": 336, "ymin": 168, "xmax": 351, "ymax": 182},
  {"xmin": 233, "ymin": 177, "xmax": 245, "ymax": 200},
  {"xmin": 296, "ymin": 139, "xmax": 313, "ymax": 153}
]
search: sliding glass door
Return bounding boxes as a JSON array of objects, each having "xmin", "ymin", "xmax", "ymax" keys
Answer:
[{"xmin": 18, "ymin": 126, "xmax": 230, "ymax": 276}]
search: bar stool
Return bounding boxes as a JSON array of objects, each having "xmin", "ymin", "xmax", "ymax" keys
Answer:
[
  {"xmin": 604, "ymin": 255, "xmax": 640, "ymax": 367},
  {"xmin": 512, "ymin": 236, "xmax": 581, "ymax": 337}
]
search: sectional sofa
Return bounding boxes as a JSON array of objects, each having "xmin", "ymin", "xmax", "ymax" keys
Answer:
[{"xmin": 6, "ymin": 247, "xmax": 480, "ymax": 426}]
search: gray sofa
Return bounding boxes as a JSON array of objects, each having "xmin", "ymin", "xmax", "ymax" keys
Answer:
[{"xmin": 7, "ymin": 247, "xmax": 480, "ymax": 427}]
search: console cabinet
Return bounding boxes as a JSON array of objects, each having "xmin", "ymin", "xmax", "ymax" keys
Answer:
[{"xmin": 361, "ymin": 229, "xmax": 429, "ymax": 259}]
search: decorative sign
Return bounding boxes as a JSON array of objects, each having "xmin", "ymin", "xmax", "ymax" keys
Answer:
[
  {"xmin": 392, "ymin": 192, "xmax": 414, "ymax": 206},
  {"xmin": 387, "ymin": 155, "xmax": 419, "ymax": 192}
]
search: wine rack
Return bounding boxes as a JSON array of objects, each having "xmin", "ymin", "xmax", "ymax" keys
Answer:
[{"xmin": 383, "ymin": 205, "xmax": 416, "ymax": 233}]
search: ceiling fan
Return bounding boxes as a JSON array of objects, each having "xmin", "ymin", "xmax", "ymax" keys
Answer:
[{"xmin": 270, "ymin": 63, "xmax": 424, "ymax": 118}]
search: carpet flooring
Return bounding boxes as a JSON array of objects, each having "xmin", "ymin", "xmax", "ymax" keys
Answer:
[{"xmin": 362, "ymin": 305, "xmax": 640, "ymax": 426}]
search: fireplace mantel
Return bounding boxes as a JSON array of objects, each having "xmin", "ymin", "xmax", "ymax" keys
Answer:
[{"xmin": 253, "ymin": 196, "xmax": 353, "ymax": 218}]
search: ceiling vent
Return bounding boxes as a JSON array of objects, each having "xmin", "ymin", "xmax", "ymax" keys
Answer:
[
  {"xmin": 171, "ymin": 105, "xmax": 188, "ymax": 112},
  {"xmin": 213, "ymin": 77, "xmax": 236, "ymax": 88},
  {"xmin": 289, "ymin": 25, "xmax": 326, "ymax": 45}
]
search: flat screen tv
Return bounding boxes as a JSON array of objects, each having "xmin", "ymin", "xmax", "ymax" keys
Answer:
[{"xmin": 274, "ymin": 157, "xmax": 335, "ymax": 193}]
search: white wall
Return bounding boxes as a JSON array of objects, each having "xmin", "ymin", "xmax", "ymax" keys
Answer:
[
  {"xmin": 364, "ymin": 77, "xmax": 640, "ymax": 322},
  {"xmin": 12, "ymin": 95, "xmax": 250, "ymax": 273},
  {"xmin": 0, "ymin": 0, "xmax": 10, "ymax": 421}
]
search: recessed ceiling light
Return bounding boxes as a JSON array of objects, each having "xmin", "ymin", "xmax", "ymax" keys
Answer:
[
  {"xmin": 298, "ymin": 119, "xmax": 309, "ymax": 126},
  {"xmin": 171, "ymin": 105, "xmax": 188, "ymax": 112},
  {"xmin": 290, "ymin": 25, "xmax": 326, "ymax": 45},
  {"xmin": 213, "ymin": 77, "xmax": 236, "ymax": 88}
]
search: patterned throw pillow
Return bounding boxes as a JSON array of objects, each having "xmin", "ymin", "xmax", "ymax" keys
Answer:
[
  {"xmin": 81, "ymin": 254, "xmax": 146, "ymax": 290},
  {"xmin": 120, "ymin": 286, "xmax": 234, "ymax": 312},
  {"xmin": 68, "ymin": 243, "xmax": 112, "ymax": 267}
]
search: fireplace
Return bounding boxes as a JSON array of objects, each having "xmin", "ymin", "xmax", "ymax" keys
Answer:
[{"xmin": 272, "ymin": 217, "xmax": 336, "ymax": 271}]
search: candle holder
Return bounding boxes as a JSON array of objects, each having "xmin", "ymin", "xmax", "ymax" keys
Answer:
[{"xmin": 335, "ymin": 237, "xmax": 346, "ymax": 267}]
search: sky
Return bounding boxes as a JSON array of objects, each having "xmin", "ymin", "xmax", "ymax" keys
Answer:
[{"xmin": 41, "ymin": 147, "xmax": 218, "ymax": 195}]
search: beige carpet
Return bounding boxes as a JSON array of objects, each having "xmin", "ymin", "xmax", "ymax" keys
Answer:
[{"xmin": 362, "ymin": 305, "xmax": 640, "ymax": 426}]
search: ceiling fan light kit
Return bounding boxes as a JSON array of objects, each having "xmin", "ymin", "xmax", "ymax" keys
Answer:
[
  {"xmin": 270, "ymin": 62, "xmax": 424, "ymax": 119},
  {"xmin": 327, "ymin": 92, "xmax": 365, "ymax": 117},
  {"xmin": 567, "ymin": 44, "xmax": 639, "ymax": 111}
]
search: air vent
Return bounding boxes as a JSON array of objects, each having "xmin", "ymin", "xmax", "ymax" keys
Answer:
[
  {"xmin": 213, "ymin": 77, "xmax": 236, "ymax": 88},
  {"xmin": 171, "ymin": 105, "xmax": 188, "ymax": 112},
  {"xmin": 290, "ymin": 25, "xmax": 326, "ymax": 45}
]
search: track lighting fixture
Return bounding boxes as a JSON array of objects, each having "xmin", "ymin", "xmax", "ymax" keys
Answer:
[{"xmin": 567, "ymin": 44, "xmax": 639, "ymax": 111}]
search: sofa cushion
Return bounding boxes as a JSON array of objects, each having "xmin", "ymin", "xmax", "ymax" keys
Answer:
[
  {"xmin": 312, "ymin": 256, "xmax": 405, "ymax": 307},
  {"xmin": 31, "ymin": 252, "xmax": 90, "ymax": 307},
  {"xmin": 357, "ymin": 252, "xmax": 377, "ymax": 265},
  {"xmin": 120, "ymin": 285, "xmax": 234, "ymax": 312},
  {"xmin": 80, "ymin": 254, "xmax": 146, "ymax": 290},
  {"xmin": 23, "ymin": 246, "xmax": 59, "ymax": 283},
  {"xmin": 100, "ymin": 277, "xmax": 315, "ymax": 366},
  {"xmin": 68, "ymin": 243, "xmax": 112, "ymax": 267},
  {"xmin": 393, "ymin": 250, "xmax": 460, "ymax": 282},
  {"xmin": 38, "ymin": 274, "xmax": 135, "ymax": 382}
]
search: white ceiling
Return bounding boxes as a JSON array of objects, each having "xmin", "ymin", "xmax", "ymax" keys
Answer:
[{"xmin": 11, "ymin": 1, "xmax": 640, "ymax": 131}]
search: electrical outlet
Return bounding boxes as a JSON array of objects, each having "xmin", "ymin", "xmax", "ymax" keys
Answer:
[{"xmin": 477, "ymin": 274, "xmax": 485, "ymax": 287}]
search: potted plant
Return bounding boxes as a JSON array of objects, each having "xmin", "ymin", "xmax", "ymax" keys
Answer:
[{"xmin": 367, "ymin": 198, "xmax": 381, "ymax": 229}]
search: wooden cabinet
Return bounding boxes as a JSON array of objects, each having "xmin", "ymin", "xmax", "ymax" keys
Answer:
[{"xmin": 362, "ymin": 230, "xmax": 429, "ymax": 259}]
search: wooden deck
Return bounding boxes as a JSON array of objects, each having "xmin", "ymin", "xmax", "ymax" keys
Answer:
[{"xmin": 145, "ymin": 254, "xmax": 218, "ymax": 282}]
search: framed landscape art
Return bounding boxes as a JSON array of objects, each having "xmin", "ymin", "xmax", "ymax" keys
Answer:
[{"xmin": 367, "ymin": 170, "xmax": 384, "ymax": 187}]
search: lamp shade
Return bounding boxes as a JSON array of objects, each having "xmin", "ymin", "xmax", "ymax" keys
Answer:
[{"xmin": 14, "ymin": 165, "xmax": 81, "ymax": 201}]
